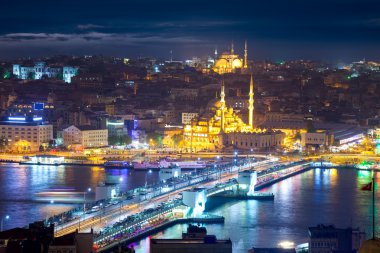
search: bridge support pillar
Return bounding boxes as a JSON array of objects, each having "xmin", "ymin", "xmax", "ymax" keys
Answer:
[
  {"xmin": 182, "ymin": 188, "xmax": 207, "ymax": 217},
  {"xmin": 238, "ymin": 170, "xmax": 257, "ymax": 195}
]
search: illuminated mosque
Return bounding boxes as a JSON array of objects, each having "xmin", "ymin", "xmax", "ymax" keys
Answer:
[
  {"xmin": 183, "ymin": 75, "xmax": 285, "ymax": 151},
  {"xmin": 213, "ymin": 41, "xmax": 248, "ymax": 74}
]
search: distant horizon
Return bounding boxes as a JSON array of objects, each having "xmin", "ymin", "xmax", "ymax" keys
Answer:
[
  {"xmin": 2, "ymin": 0, "xmax": 380, "ymax": 62},
  {"xmin": 0, "ymin": 49, "xmax": 372, "ymax": 65}
]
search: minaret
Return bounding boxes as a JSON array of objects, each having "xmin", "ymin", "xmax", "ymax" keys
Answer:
[
  {"xmin": 220, "ymin": 79, "xmax": 226, "ymax": 132},
  {"xmin": 244, "ymin": 40, "xmax": 248, "ymax": 69},
  {"xmin": 214, "ymin": 47, "xmax": 218, "ymax": 61},
  {"xmin": 248, "ymin": 74, "xmax": 254, "ymax": 127},
  {"xmin": 134, "ymin": 83, "xmax": 138, "ymax": 95},
  {"xmin": 231, "ymin": 41, "xmax": 234, "ymax": 54}
]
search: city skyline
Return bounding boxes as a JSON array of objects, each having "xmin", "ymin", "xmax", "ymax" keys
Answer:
[
  {"xmin": 0, "ymin": 1, "xmax": 380, "ymax": 252},
  {"xmin": 1, "ymin": 0, "xmax": 380, "ymax": 61}
]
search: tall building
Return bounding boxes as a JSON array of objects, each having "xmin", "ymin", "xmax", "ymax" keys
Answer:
[{"xmin": 183, "ymin": 75, "xmax": 284, "ymax": 151}]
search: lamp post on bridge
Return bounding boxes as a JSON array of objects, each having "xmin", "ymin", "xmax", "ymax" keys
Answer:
[{"xmin": 79, "ymin": 187, "xmax": 91, "ymax": 231}]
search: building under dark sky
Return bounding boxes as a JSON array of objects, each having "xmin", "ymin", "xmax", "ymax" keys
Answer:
[{"xmin": 1, "ymin": 0, "xmax": 380, "ymax": 61}]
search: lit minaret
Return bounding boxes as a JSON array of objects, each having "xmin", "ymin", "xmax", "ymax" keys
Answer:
[
  {"xmin": 244, "ymin": 40, "xmax": 248, "ymax": 69},
  {"xmin": 231, "ymin": 41, "xmax": 234, "ymax": 54},
  {"xmin": 220, "ymin": 79, "xmax": 226, "ymax": 132},
  {"xmin": 248, "ymin": 73, "xmax": 254, "ymax": 127},
  {"xmin": 214, "ymin": 47, "xmax": 218, "ymax": 62}
]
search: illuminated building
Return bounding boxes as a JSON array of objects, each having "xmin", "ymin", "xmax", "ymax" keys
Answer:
[
  {"xmin": 63, "ymin": 66, "xmax": 79, "ymax": 83},
  {"xmin": 0, "ymin": 116, "xmax": 53, "ymax": 152},
  {"xmin": 8, "ymin": 102, "xmax": 55, "ymax": 123},
  {"xmin": 183, "ymin": 75, "xmax": 285, "ymax": 151},
  {"xmin": 182, "ymin": 112, "xmax": 199, "ymax": 124},
  {"xmin": 63, "ymin": 125, "xmax": 108, "ymax": 149},
  {"xmin": 12, "ymin": 62, "xmax": 78, "ymax": 83},
  {"xmin": 106, "ymin": 118, "xmax": 126, "ymax": 138},
  {"xmin": 212, "ymin": 42, "xmax": 248, "ymax": 74}
]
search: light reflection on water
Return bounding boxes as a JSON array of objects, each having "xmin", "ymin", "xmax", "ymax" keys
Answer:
[
  {"xmin": 0, "ymin": 164, "xmax": 378, "ymax": 253},
  {"xmin": 134, "ymin": 168, "xmax": 378, "ymax": 253},
  {"xmin": 0, "ymin": 163, "xmax": 158, "ymax": 229}
]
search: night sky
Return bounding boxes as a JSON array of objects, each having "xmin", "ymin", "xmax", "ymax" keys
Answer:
[{"xmin": 1, "ymin": 0, "xmax": 380, "ymax": 61}]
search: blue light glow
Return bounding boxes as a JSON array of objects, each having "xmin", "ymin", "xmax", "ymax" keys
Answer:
[{"xmin": 8, "ymin": 117, "xmax": 25, "ymax": 121}]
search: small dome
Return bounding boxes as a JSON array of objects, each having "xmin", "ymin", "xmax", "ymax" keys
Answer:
[
  {"xmin": 206, "ymin": 98, "xmax": 222, "ymax": 110},
  {"xmin": 214, "ymin": 101, "xmax": 222, "ymax": 108},
  {"xmin": 359, "ymin": 238, "xmax": 380, "ymax": 253}
]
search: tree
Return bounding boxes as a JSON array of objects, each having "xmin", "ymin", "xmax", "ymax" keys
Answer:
[
  {"xmin": 0, "ymin": 136, "xmax": 8, "ymax": 150},
  {"xmin": 108, "ymin": 136, "xmax": 119, "ymax": 146},
  {"xmin": 109, "ymin": 134, "xmax": 132, "ymax": 146},
  {"xmin": 28, "ymin": 72, "xmax": 35, "ymax": 80},
  {"xmin": 123, "ymin": 135, "xmax": 132, "ymax": 145},
  {"xmin": 146, "ymin": 132, "xmax": 162, "ymax": 147},
  {"xmin": 3, "ymin": 69, "xmax": 11, "ymax": 79},
  {"xmin": 172, "ymin": 134, "xmax": 183, "ymax": 148}
]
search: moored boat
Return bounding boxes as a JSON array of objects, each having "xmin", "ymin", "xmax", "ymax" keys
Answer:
[{"xmin": 104, "ymin": 161, "xmax": 132, "ymax": 169}]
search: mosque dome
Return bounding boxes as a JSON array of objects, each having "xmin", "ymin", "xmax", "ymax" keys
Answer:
[
  {"xmin": 214, "ymin": 100, "xmax": 222, "ymax": 108},
  {"xmin": 359, "ymin": 238, "xmax": 380, "ymax": 253},
  {"xmin": 232, "ymin": 58, "xmax": 243, "ymax": 68}
]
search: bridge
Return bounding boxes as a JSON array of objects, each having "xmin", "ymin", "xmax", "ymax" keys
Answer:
[
  {"xmin": 45, "ymin": 156, "xmax": 340, "ymax": 252},
  {"xmin": 87, "ymin": 161, "xmax": 314, "ymax": 252}
]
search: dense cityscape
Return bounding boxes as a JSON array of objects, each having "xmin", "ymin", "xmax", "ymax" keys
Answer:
[{"xmin": 1, "ymin": 1, "xmax": 380, "ymax": 253}]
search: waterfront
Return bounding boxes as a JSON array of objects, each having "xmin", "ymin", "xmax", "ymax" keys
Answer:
[
  {"xmin": 0, "ymin": 164, "xmax": 379, "ymax": 253},
  {"xmin": 0, "ymin": 163, "xmax": 159, "ymax": 229},
  {"xmin": 134, "ymin": 168, "xmax": 379, "ymax": 253}
]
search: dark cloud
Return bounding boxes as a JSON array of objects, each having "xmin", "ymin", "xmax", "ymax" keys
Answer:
[{"xmin": 1, "ymin": 0, "xmax": 380, "ymax": 61}]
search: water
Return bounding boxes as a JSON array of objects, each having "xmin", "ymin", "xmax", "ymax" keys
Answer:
[
  {"xmin": 133, "ymin": 168, "xmax": 378, "ymax": 253},
  {"xmin": 0, "ymin": 163, "xmax": 158, "ymax": 229},
  {"xmin": 0, "ymin": 164, "xmax": 377, "ymax": 253}
]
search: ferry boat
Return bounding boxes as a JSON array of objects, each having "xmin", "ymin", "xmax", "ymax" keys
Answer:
[
  {"xmin": 20, "ymin": 155, "xmax": 64, "ymax": 166},
  {"xmin": 104, "ymin": 161, "xmax": 132, "ymax": 169},
  {"xmin": 132, "ymin": 160, "xmax": 162, "ymax": 170},
  {"xmin": 35, "ymin": 187, "xmax": 85, "ymax": 203}
]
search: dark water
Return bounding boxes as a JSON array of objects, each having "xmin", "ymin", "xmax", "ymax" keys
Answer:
[
  {"xmin": 0, "ymin": 164, "xmax": 378, "ymax": 253},
  {"xmin": 134, "ymin": 168, "xmax": 378, "ymax": 253},
  {"xmin": 0, "ymin": 163, "xmax": 158, "ymax": 229}
]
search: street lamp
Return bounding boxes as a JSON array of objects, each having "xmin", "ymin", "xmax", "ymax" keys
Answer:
[
  {"xmin": 83, "ymin": 188, "xmax": 91, "ymax": 213},
  {"xmin": 79, "ymin": 188, "xmax": 91, "ymax": 231},
  {"xmin": 100, "ymin": 203, "xmax": 103, "ymax": 223},
  {"xmin": 1, "ymin": 215, "xmax": 10, "ymax": 232}
]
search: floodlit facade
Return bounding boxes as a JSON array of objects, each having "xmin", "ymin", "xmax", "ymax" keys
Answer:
[
  {"xmin": 63, "ymin": 125, "xmax": 108, "ymax": 148},
  {"xmin": 181, "ymin": 112, "xmax": 199, "ymax": 124},
  {"xmin": 212, "ymin": 41, "xmax": 248, "ymax": 74},
  {"xmin": 13, "ymin": 62, "xmax": 78, "ymax": 83},
  {"xmin": 183, "ymin": 75, "xmax": 285, "ymax": 151},
  {"xmin": 0, "ymin": 116, "xmax": 53, "ymax": 152}
]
